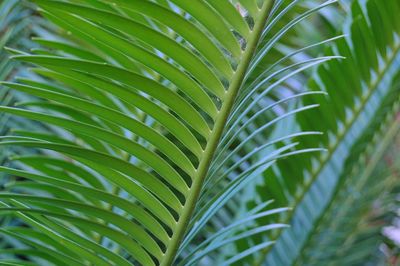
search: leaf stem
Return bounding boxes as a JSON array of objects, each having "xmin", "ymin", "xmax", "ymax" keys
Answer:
[{"xmin": 160, "ymin": 1, "xmax": 274, "ymax": 265}]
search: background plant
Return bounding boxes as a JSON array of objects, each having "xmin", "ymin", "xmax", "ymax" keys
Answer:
[{"xmin": 0, "ymin": 0, "xmax": 399, "ymax": 265}]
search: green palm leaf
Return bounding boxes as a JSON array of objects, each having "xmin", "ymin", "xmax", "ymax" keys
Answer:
[
  {"xmin": 248, "ymin": 0, "xmax": 400, "ymax": 265},
  {"xmin": 295, "ymin": 78, "xmax": 400, "ymax": 265},
  {"xmin": 0, "ymin": 0, "xmax": 33, "ymax": 145},
  {"xmin": 0, "ymin": 0, "xmax": 332, "ymax": 265}
]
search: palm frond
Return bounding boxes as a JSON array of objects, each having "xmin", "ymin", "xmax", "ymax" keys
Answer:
[
  {"xmin": 0, "ymin": 0, "xmax": 332, "ymax": 265},
  {"xmin": 295, "ymin": 74, "xmax": 400, "ymax": 265},
  {"xmin": 249, "ymin": 0, "xmax": 400, "ymax": 264}
]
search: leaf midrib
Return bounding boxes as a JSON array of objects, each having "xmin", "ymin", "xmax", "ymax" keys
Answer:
[{"xmin": 160, "ymin": 1, "xmax": 275, "ymax": 265}]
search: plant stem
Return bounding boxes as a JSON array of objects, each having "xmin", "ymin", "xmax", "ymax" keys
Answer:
[{"xmin": 160, "ymin": 1, "xmax": 274, "ymax": 265}]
